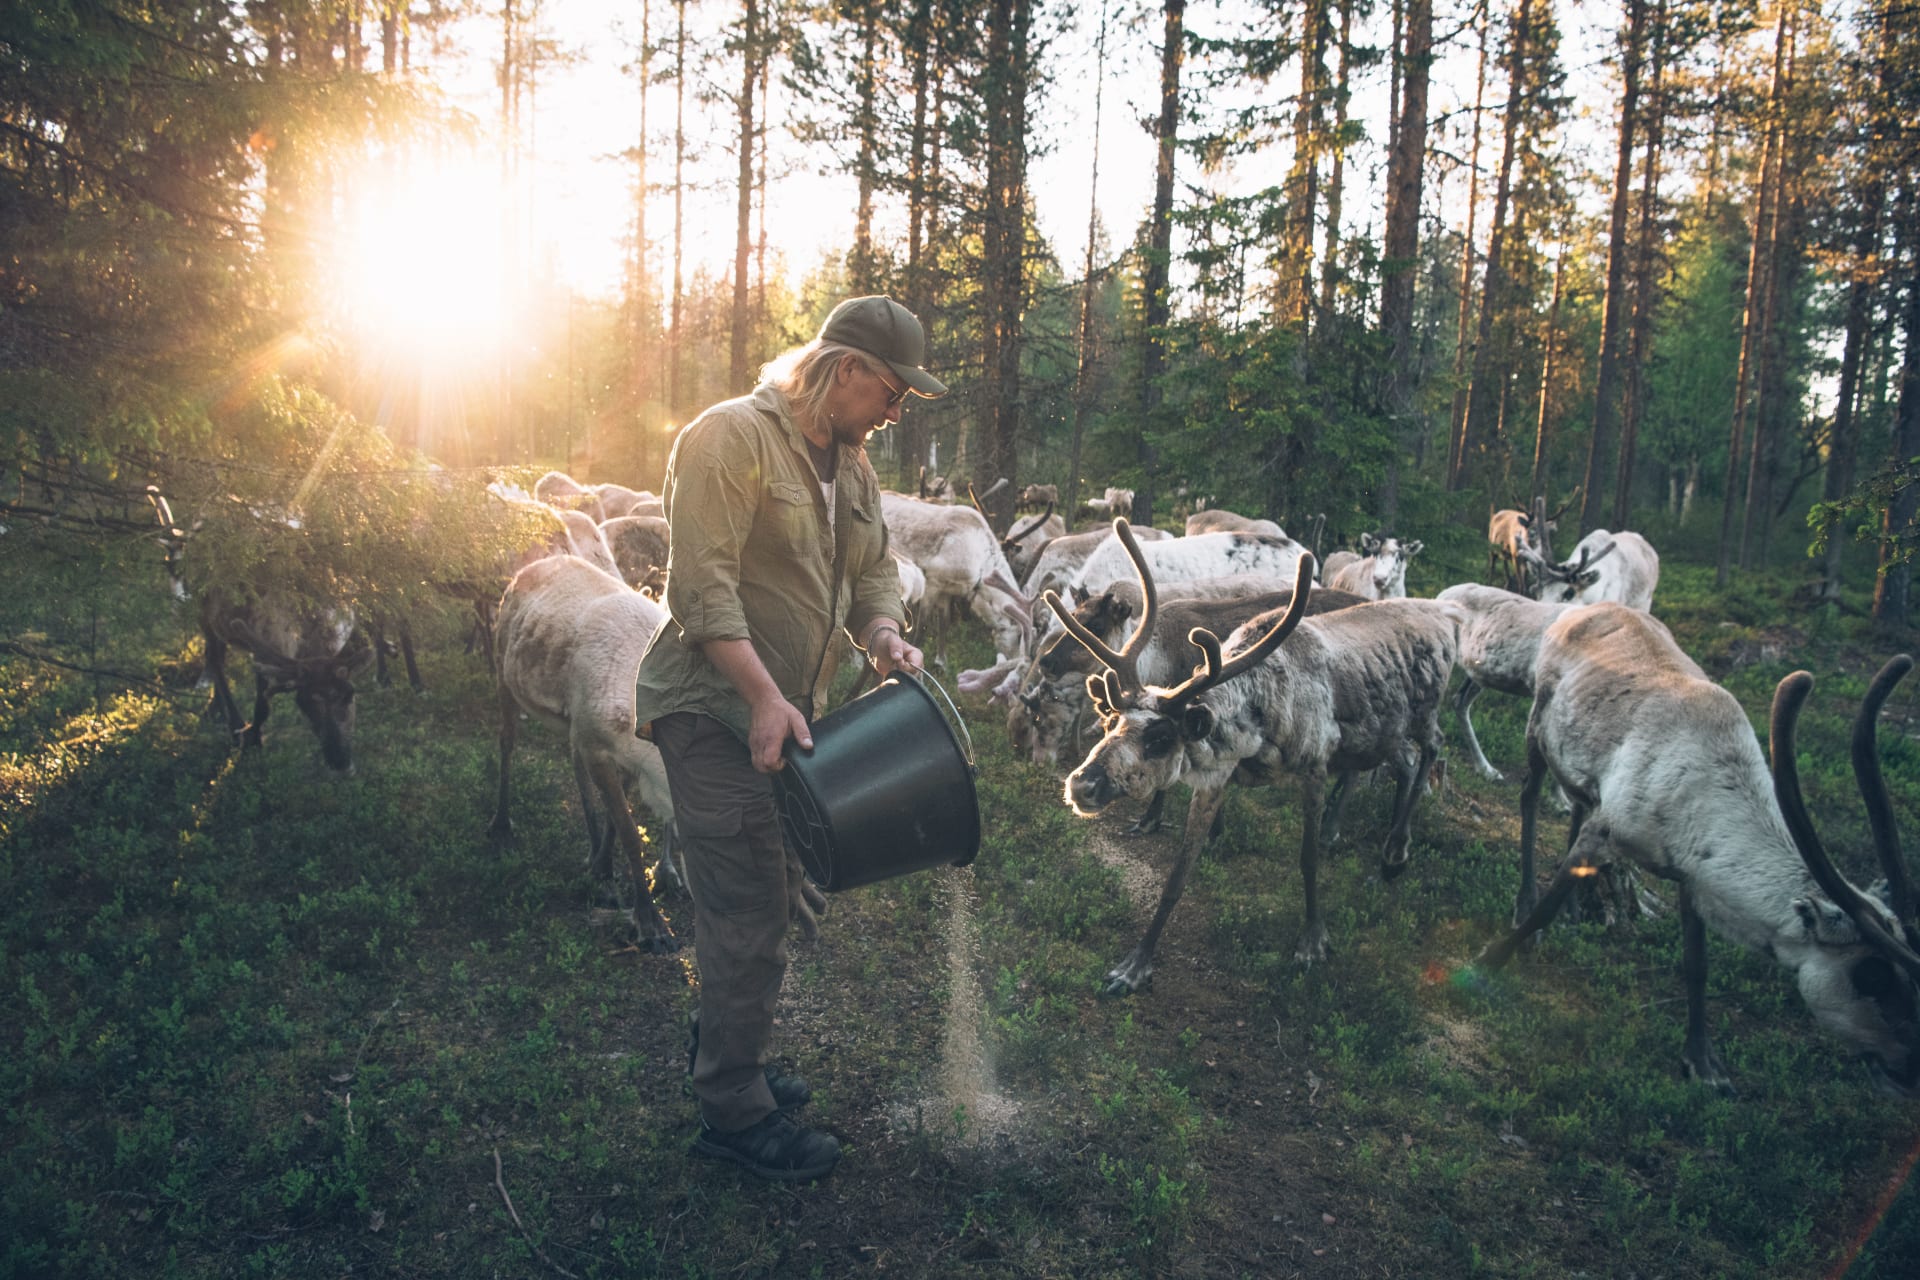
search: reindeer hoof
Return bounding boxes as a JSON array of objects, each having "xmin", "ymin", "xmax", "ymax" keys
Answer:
[
  {"xmin": 488, "ymin": 816, "xmax": 513, "ymax": 842},
  {"xmin": 1123, "ymin": 818, "xmax": 1162, "ymax": 837},
  {"xmin": 1293, "ymin": 930, "xmax": 1330, "ymax": 966},
  {"xmin": 1102, "ymin": 949, "xmax": 1152, "ymax": 996},
  {"xmin": 1380, "ymin": 855, "xmax": 1411, "ymax": 883}
]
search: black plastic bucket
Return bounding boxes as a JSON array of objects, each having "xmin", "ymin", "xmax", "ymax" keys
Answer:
[{"xmin": 775, "ymin": 673, "xmax": 980, "ymax": 892}]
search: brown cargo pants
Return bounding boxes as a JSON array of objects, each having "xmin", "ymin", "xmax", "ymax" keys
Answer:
[{"xmin": 649, "ymin": 711, "xmax": 797, "ymax": 1133}]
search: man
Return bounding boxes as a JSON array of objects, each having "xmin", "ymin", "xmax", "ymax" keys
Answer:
[{"xmin": 634, "ymin": 296, "xmax": 944, "ymax": 1181}]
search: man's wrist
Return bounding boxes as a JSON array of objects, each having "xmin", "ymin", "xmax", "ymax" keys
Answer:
[{"xmin": 863, "ymin": 622, "xmax": 900, "ymax": 649}]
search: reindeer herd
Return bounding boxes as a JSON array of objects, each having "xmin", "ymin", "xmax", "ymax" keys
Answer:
[{"xmin": 144, "ymin": 470, "xmax": 1920, "ymax": 1099}]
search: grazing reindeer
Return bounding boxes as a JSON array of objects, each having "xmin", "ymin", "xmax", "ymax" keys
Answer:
[
  {"xmin": 1434, "ymin": 583, "xmax": 1575, "ymax": 782},
  {"xmin": 490, "ymin": 555, "xmax": 687, "ymax": 954},
  {"xmin": 1487, "ymin": 495, "xmax": 1565, "ymax": 596},
  {"xmin": 1048, "ymin": 521, "xmax": 1459, "ymax": 993},
  {"xmin": 148, "ymin": 488, "xmax": 375, "ymax": 773},
  {"xmin": 1477, "ymin": 605, "xmax": 1919, "ymax": 1094}
]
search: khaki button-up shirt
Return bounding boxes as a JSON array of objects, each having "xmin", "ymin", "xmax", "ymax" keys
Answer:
[{"xmin": 633, "ymin": 383, "xmax": 903, "ymax": 740}]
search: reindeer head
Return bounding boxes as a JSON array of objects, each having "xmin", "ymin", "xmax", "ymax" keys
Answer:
[
  {"xmin": 234, "ymin": 614, "xmax": 376, "ymax": 774},
  {"xmin": 1773, "ymin": 658, "xmax": 1920, "ymax": 1095},
  {"xmin": 1006, "ymin": 674, "xmax": 1085, "ymax": 767},
  {"xmin": 1530, "ymin": 538, "xmax": 1618, "ymax": 602},
  {"xmin": 1368, "ymin": 538, "xmax": 1424, "ymax": 598},
  {"xmin": 1045, "ymin": 520, "xmax": 1315, "ymax": 815}
]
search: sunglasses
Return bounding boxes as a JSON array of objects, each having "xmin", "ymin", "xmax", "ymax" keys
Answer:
[{"xmin": 873, "ymin": 366, "xmax": 910, "ymax": 408}]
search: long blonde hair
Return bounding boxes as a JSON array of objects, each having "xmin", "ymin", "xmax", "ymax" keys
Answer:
[{"xmin": 761, "ymin": 341, "xmax": 890, "ymax": 426}]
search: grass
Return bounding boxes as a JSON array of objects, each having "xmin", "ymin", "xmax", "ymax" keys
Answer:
[{"xmin": 2, "ymin": 536, "xmax": 1919, "ymax": 1277}]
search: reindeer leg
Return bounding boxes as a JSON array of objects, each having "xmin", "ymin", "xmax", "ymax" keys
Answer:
[
  {"xmin": 1296, "ymin": 771, "xmax": 1331, "ymax": 964},
  {"xmin": 398, "ymin": 615, "xmax": 423, "ymax": 691},
  {"xmin": 585, "ymin": 756, "xmax": 680, "ymax": 954},
  {"xmin": 1105, "ymin": 787, "xmax": 1228, "ymax": 996},
  {"xmin": 1513, "ymin": 736, "xmax": 1550, "ymax": 923},
  {"xmin": 1125, "ymin": 789, "xmax": 1168, "ymax": 836},
  {"xmin": 488, "ymin": 683, "xmax": 517, "ymax": 840},
  {"xmin": 1380, "ymin": 736, "xmax": 1435, "ymax": 882},
  {"xmin": 1455, "ymin": 678, "xmax": 1504, "ymax": 782},
  {"xmin": 1318, "ymin": 771, "xmax": 1353, "ymax": 846},
  {"xmin": 1479, "ymin": 819, "xmax": 1607, "ymax": 970},
  {"xmin": 244, "ymin": 671, "xmax": 270, "ymax": 748},
  {"xmin": 204, "ymin": 632, "xmax": 242, "ymax": 739},
  {"xmin": 1679, "ymin": 885, "xmax": 1734, "ymax": 1093},
  {"xmin": 573, "ymin": 750, "xmax": 615, "ymax": 886}
]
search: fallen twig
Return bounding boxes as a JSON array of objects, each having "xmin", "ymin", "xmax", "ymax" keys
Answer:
[{"xmin": 492, "ymin": 1147, "xmax": 579, "ymax": 1280}]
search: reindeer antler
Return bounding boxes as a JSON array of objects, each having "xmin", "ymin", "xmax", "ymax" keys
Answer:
[
  {"xmin": 1003, "ymin": 502, "xmax": 1055, "ymax": 549},
  {"xmin": 1042, "ymin": 518, "xmax": 1160, "ymax": 703},
  {"xmin": 1771, "ymin": 668, "xmax": 1920, "ymax": 984},
  {"xmin": 1852, "ymin": 655, "xmax": 1917, "ymax": 933},
  {"xmin": 1159, "ymin": 552, "xmax": 1316, "ymax": 708}
]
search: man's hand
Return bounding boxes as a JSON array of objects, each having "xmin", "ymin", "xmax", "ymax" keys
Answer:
[
  {"xmin": 864, "ymin": 621, "xmax": 923, "ymax": 678},
  {"xmin": 748, "ymin": 694, "xmax": 812, "ymax": 773}
]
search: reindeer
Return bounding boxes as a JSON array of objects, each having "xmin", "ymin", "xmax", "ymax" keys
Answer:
[
  {"xmin": 147, "ymin": 488, "xmax": 376, "ymax": 773},
  {"xmin": 1526, "ymin": 529, "xmax": 1660, "ymax": 610},
  {"xmin": 490, "ymin": 554, "xmax": 689, "ymax": 954},
  {"xmin": 1487, "ymin": 494, "xmax": 1566, "ymax": 595},
  {"xmin": 1328, "ymin": 534, "xmax": 1425, "ymax": 601},
  {"xmin": 1018, "ymin": 483, "xmax": 1060, "ymax": 512},
  {"xmin": 1016, "ymin": 577, "xmax": 1367, "ymax": 832},
  {"xmin": 1000, "ymin": 503, "xmax": 1063, "ymax": 583},
  {"xmin": 1047, "ymin": 521, "xmax": 1459, "ymax": 993},
  {"xmin": 1476, "ymin": 605, "xmax": 1919, "ymax": 1094}
]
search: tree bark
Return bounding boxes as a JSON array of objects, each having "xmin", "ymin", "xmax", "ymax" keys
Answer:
[
  {"xmin": 1717, "ymin": 3, "xmax": 1789, "ymax": 586},
  {"xmin": 1612, "ymin": 0, "xmax": 1666, "ymax": 530},
  {"xmin": 1582, "ymin": 0, "xmax": 1645, "ymax": 532},
  {"xmin": 1445, "ymin": 6, "xmax": 1490, "ymax": 490},
  {"xmin": 1378, "ymin": 0, "xmax": 1431, "ymax": 529},
  {"xmin": 729, "ymin": 0, "xmax": 760, "ymax": 392},
  {"xmin": 1453, "ymin": 0, "xmax": 1531, "ymax": 498},
  {"xmin": 1135, "ymin": 0, "xmax": 1184, "ymax": 531},
  {"xmin": 1068, "ymin": 3, "xmax": 1113, "ymax": 520},
  {"xmin": 669, "ymin": 0, "xmax": 688, "ymax": 420},
  {"xmin": 1873, "ymin": 185, "xmax": 1920, "ymax": 629}
]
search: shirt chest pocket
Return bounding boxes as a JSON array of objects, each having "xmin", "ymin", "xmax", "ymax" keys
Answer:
[{"xmin": 765, "ymin": 481, "xmax": 820, "ymax": 548}]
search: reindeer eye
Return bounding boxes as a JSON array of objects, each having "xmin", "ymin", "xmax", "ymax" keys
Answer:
[{"xmin": 1142, "ymin": 718, "xmax": 1178, "ymax": 759}]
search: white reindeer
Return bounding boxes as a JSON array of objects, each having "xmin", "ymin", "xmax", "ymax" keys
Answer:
[
  {"xmin": 1476, "ymin": 606, "xmax": 1919, "ymax": 1094},
  {"xmin": 1434, "ymin": 583, "xmax": 1576, "ymax": 782},
  {"xmin": 1527, "ymin": 529, "xmax": 1660, "ymax": 611},
  {"xmin": 1048, "ymin": 523, "xmax": 1459, "ymax": 993},
  {"xmin": 489, "ymin": 555, "xmax": 686, "ymax": 954},
  {"xmin": 1328, "ymin": 534, "xmax": 1424, "ymax": 601}
]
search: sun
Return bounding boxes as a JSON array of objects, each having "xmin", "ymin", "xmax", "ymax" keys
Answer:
[{"xmin": 329, "ymin": 152, "xmax": 511, "ymax": 365}]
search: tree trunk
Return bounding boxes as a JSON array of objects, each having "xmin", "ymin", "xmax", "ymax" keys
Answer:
[
  {"xmin": 1136, "ymin": 0, "xmax": 1184, "ymax": 531},
  {"xmin": 1582, "ymin": 0, "xmax": 1645, "ymax": 532},
  {"xmin": 669, "ymin": 0, "xmax": 688, "ymax": 420},
  {"xmin": 852, "ymin": 1, "xmax": 879, "ymax": 294},
  {"xmin": 1873, "ymin": 190, "xmax": 1920, "ymax": 629},
  {"xmin": 1319, "ymin": 0, "xmax": 1352, "ymax": 318},
  {"xmin": 1281, "ymin": 0, "xmax": 1326, "ymax": 333},
  {"xmin": 1613, "ymin": 0, "xmax": 1666, "ymax": 530},
  {"xmin": 1068, "ymin": 3, "xmax": 1112, "ymax": 520},
  {"xmin": 1454, "ymin": 0, "xmax": 1530, "ymax": 498},
  {"xmin": 1717, "ymin": 3, "xmax": 1789, "ymax": 586},
  {"xmin": 897, "ymin": 0, "xmax": 935, "ymax": 488},
  {"xmin": 1445, "ymin": 6, "xmax": 1490, "ymax": 489},
  {"xmin": 729, "ymin": 0, "xmax": 759, "ymax": 392},
  {"xmin": 978, "ymin": 0, "xmax": 1030, "ymax": 530},
  {"xmin": 1378, "ymin": 0, "xmax": 1431, "ymax": 529},
  {"xmin": 1532, "ymin": 239, "xmax": 1567, "ymax": 505}
]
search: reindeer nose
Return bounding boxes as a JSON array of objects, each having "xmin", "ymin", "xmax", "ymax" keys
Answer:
[{"xmin": 1067, "ymin": 763, "xmax": 1115, "ymax": 813}]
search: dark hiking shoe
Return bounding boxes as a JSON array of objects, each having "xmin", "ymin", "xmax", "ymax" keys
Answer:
[
  {"xmin": 691, "ymin": 1111, "xmax": 841, "ymax": 1182},
  {"xmin": 685, "ymin": 1014, "xmax": 812, "ymax": 1111}
]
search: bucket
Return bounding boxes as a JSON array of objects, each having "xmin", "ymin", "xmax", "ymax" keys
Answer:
[{"xmin": 775, "ymin": 672, "xmax": 980, "ymax": 892}]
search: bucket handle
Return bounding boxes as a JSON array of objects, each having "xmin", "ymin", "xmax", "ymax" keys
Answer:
[{"xmin": 902, "ymin": 668, "xmax": 975, "ymax": 770}]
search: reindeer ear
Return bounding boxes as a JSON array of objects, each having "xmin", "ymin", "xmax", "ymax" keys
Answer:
[
  {"xmin": 1405, "ymin": 540, "xmax": 1424, "ymax": 557},
  {"xmin": 1182, "ymin": 705, "xmax": 1215, "ymax": 740},
  {"xmin": 1085, "ymin": 673, "xmax": 1111, "ymax": 717},
  {"xmin": 1795, "ymin": 897, "xmax": 1860, "ymax": 945}
]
